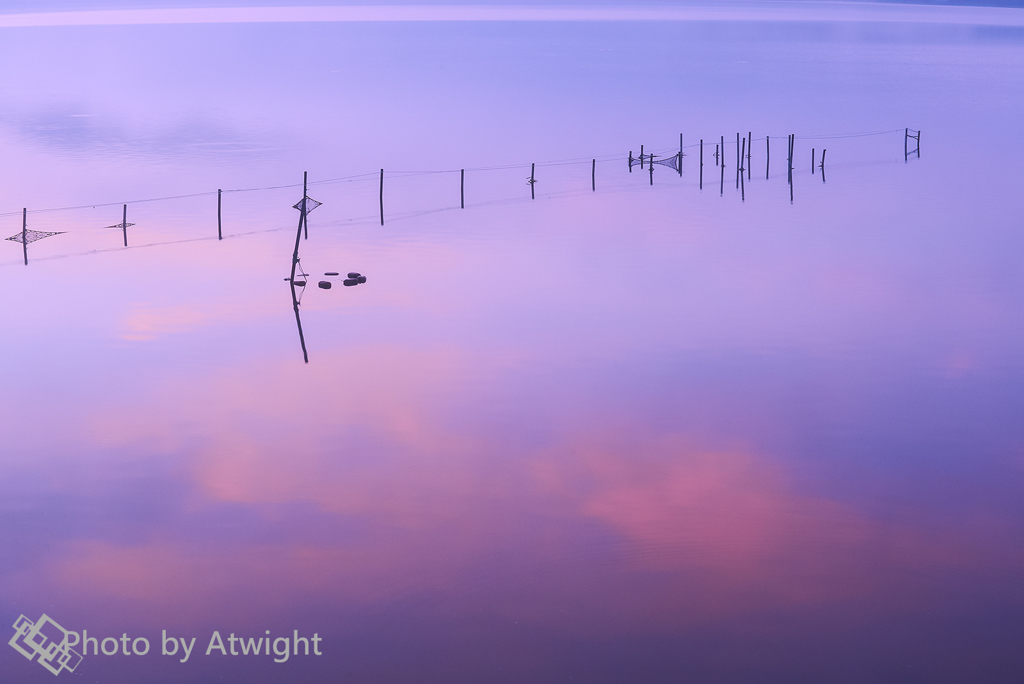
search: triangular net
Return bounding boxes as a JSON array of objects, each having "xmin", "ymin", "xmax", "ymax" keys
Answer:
[
  {"xmin": 6, "ymin": 229, "xmax": 65, "ymax": 245},
  {"xmin": 292, "ymin": 197, "xmax": 322, "ymax": 214}
]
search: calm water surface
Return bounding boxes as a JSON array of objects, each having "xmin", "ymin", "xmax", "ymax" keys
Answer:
[{"xmin": 1, "ymin": 6, "xmax": 1023, "ymax": 683}]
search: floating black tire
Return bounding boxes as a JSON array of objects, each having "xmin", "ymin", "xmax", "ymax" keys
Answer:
[
  {"xmin": 324, "ymin": 272, "xmax": 339, "ymax": 276},
  {"xmin": 318, "ymin": 281, "xmax": 332, "ymax": 289},
  {"xmin": 356, "ymin": 276, "xmax": 366, "ymax": 284},
  {"xmin": 347, "ymin": 272, "xmax": 361, "ymax": 278},
  {"xmin": 293, "ymin": 280, "xmax": 306, "ymax": 287},
  {"xmin": 343, "ymin": 279, "xmax": 358, "ymax": 287}
]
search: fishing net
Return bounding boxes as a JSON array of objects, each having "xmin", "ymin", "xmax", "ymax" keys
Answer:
[{"xmin": 6, "ymin": 229, "xmax": 65, "ymax": 245}]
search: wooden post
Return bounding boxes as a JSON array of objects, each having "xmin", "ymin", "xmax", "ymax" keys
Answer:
[
  {"xmin": 640, "ymin": 145, "xmax": 644, "ymax": 169},
  {"xmin": 740, "ymin": 137, "xmax": 746, "ymax": 194},
  {"xmin": 789, "ymin": 135, "xmax": 794, "ymax": 203},
  {"xmin": 740, "ymin": 158, "xmax": 745, "ymax": 202},
  {"xmin": 699, "ymin": 139, "xmax": 703, "ymax": 190},
  {"xmin": 678, "ymin": 134, "xmax": 683, "ymax": 177},
  {"xmin": 715, "ymin": 144, "xmax": 719, "ymax": 166},
  {"xmin": 745, "ymin": 131, "xmax": 753, "ymax": 179},
  {"xmin": 122, "ymin": 204, "xmax": 128, "ymax": 247},
  {"xmin": 591, "ymin": 158, "xmax": 596, "ymax": 191},
  {"xmin": 217, "ymin": 188, "xmax": 222, "ymax": 240},
  {"xmin": 812, "ymin": 148, "xmax": 815, "ymax": 174},
  {"xmin": 787, "ymin": 134, "xmax": 793, "ymax": 185},
  {"xmin": 379, "ymin": 169, "xmax": 384, "ymax": 225},
  {"xmin": 629, "ymin": 151, "xmax": 633, "ymax": 172},
  {"xmin": 649, "ymin": 157, "xmax": 654, "ymax": 186},
  {"xmin": 766, "ymin": 136, "xmax": 770, "ymax": 180},
  {"xmin": 303, "ymin": 171, "xmax": 309, "ymax": 238},
  {"xmin": 461, "ymin": 169, "xmax": 465, "ymax": 209},
  {"xmin": 530, "ymin": 163, "xmax": 535, "ymax": 200},
  {"xmin": 905, "ymin": 128, "xmax": 908, "ymax": 162},
  {"xmin": 21, "ymin": 208, "xmax": 27, "ymax": 265},
  {"xmin": 735, "ymin": 133, "xmax": 740, "ymax": 190}
]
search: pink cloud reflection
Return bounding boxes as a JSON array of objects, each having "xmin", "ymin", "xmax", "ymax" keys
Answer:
[{"xmin": 28, "ymin": 345, "xmax": 1013, "ymax": 634}]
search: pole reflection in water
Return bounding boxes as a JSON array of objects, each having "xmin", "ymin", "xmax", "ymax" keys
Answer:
[{"xmin": 289, "ymin": 278, "xmax": 309, "ymax": 364}]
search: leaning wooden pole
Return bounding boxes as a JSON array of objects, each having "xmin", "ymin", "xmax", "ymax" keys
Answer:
[
  {"xmin": 461, "ymin": 169, "xmax": 465, "ymax": 209},
  {"xmin": 530, "ymin": 163, "xmax": 535, "ymax": 200},
  {"xmin": 303, "ymin": 171, "xmax": 309, "ymax": 239},
  {"xmin": 591, "ymin": 158, "xmax": 596, "ymax": 191},
  {"xmin": 766, "ymin": 136, "xmax": 770, "ymax": 180},
  {"xmin": 217, "ymin": 188, "xmax": 223, "ymax": 240},
  {"xmin": 122, "ymin": 204, "xmax": 128, "ymax": 247},
  {"xmin": 379, "ymin": 169, "xmax": 384, "ymax": 225},
  {"xmin": 289, "ymin": 172, "xmax": 307, "ymax": 283}
]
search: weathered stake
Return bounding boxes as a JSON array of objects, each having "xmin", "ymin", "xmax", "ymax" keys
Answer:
[
  {"xmin": 461, "ymin": 169, "xmax": 465, "ymax": 209},
  {"xmin": 720, "ymin": 135, "xmax": 725, "ymax": 196},
  {"xmin": 699, "ymin": 139, "xmax": 703, "ymax": 190},
  {"xmin": 122, "ymin": 204, "xmax": 128, "ymax": 247},
  {"xmin": 379, "ymin": 169, "xmax": 384, "ymax": 225},
  {"xmin": 591, "ymin": 159, "xmax": 596, "ymax": 192},
  {"xmin": 787, "ymin": 134, "xmax": 794, "ymax": 185},
  {"xmin": 530, "ymin": 163, "xmax": 535, "ymax": 200},
  {"xmin": 812, "ymin": 148, "xmax": 815, "ymax": 174},
  {"xmin": 789, "ymin": 135, "xmax": 795, "ymax": 203},
  {"xmin": 21, "ymin": 208, "xmax": 27, "ymax": 265},
  {"xmin": 217, "ymin": 188, "xmax": 222, "ymax": 240},
  {"xmin": 289, "ymin": 171, "xmax": 307, "ymax": 283},
  {"xmin": 740, "ymin": 159, "xmax": 745, "ymax": 201},
  {"xmin": 766, "ymin": 136, "xmax": 770, "ymax": 180},
  {"xmin": 740, "ymin": 137, "xmax": 746, "ymax": 198},
  {"xmin": 679, "ymin": 133, "xmax": 684, "ymax": 178},
  {"xmin": 735, "ymin": 132, "xmax": 740, "ymax": 189}
]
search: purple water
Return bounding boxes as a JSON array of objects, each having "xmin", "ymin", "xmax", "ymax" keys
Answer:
[{"xmin": 1, "ymin": 5, "xmax": 1023, "ymax": 683}]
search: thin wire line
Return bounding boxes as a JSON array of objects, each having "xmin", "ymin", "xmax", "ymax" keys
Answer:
[{"xmin": 0, "ymin": 127, "xmax": 909, "ymax": 220}]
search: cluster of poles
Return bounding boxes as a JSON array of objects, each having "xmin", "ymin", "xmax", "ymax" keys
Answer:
[
  {"xmin": 671, "ymin": 132, "xmax": 830, "ymax": 203},
  {"xmin": 5, "ymin": 128, "xmax": 918, "ymax": 266}
]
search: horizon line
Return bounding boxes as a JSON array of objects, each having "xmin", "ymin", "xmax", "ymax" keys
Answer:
[{"xmin": 1, "ymin": 3, "xmax": 1023, "ymax": 28}]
